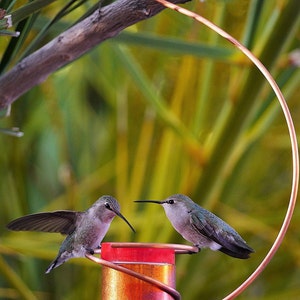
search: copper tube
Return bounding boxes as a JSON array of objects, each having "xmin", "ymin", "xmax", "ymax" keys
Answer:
[{"xmin": 100, "ymin": 243, "xmax": 182, "ymax": 300}]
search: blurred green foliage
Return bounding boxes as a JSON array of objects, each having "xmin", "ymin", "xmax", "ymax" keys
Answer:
[{"xmin": 0, "ymin": 0, "xmax": 299, "ymax": 299}]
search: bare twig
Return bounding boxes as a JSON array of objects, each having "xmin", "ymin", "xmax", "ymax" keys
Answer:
[{"xmin": 0, "ymin": 0, "xmax": 190, "ymax": 109}]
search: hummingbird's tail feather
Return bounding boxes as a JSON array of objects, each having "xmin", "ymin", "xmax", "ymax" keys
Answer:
[
  {"xmin": 211, "ymin": 227, "xmax": 254, "ymax": 259},
  {"xmin": 45, "ymin": 256, "xmax": 66, "ymax": 274},
  {"xmin": 218, "ymin": 245, "xmax": 254, "ymax": 259},
  {"xmin": 45, "ymin": 259, "xmax": 58, "ymax": 274}
]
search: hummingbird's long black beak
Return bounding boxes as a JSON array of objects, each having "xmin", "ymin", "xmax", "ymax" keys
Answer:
[
  {"xmin": 114, "ymin": 211, "xmax": 136, "ymax": 233},
  {"xmin": 134, "ymin": 200, "xmax": 164, "ymax": 205}
]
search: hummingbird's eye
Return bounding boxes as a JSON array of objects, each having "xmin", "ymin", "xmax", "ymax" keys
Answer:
[
  {"xmin": 168, "ymin": 199, "xmax": 175, "ymax": 204},
  {"xmin": 104, "ymin": 202, "xmax": 111, "ymax": 209}
]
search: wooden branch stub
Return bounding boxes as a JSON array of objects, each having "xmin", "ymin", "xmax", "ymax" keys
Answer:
[{"xmin": 0, "ymin": 0, "xmax": 190, "ymax": 109}]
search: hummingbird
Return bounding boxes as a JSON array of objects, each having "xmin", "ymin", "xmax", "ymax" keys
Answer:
[
  {"xmin": 135, "ymin": 194, "xmax": 254, "ymax": 259},
  {"xmin": 7, "ymin": 195, "xmax": 135, "ymax": 273}
]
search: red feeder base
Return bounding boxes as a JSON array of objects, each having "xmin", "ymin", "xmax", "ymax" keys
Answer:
[{"xmin": 101, "ymin": 242, "xmax": 176, "ymax": 300}]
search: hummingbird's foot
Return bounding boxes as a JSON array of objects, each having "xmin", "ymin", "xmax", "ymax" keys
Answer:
[
  {"xmin": 86, "ymin": 246, "xmax": 102, "ymax": 255},
  {"xmin": 191, "ymin": 245, "xmax": 201, "ymax": 254},
  {"xmin": 86, "ymin": 248, "xmax": 95, "ymax": 255},
  {"xmin": 93, "ymin": 246, "xmax": 101, "ymax": 254}
]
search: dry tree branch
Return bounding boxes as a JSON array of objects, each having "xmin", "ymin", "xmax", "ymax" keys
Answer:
[{"xmin": 0, "ymin": 0, "xmax": 190, "ymax": 109}]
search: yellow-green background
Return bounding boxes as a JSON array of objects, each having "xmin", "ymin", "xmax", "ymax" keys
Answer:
[{"xmin": 1, "ymin": 0, "xmax": 299, "ymax": 299}]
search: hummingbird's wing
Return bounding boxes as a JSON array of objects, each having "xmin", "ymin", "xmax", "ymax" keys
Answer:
[
  {"xmin": 7, "ymin": 211, "xmax": 83, "ymax": 234},
  {"xmin": 190, "ymin": 212, "xmax": 219, "ymax": 242},
  {"xmin": 190, "ymin": 212, "xmax": 253, "ymax": 257}
]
